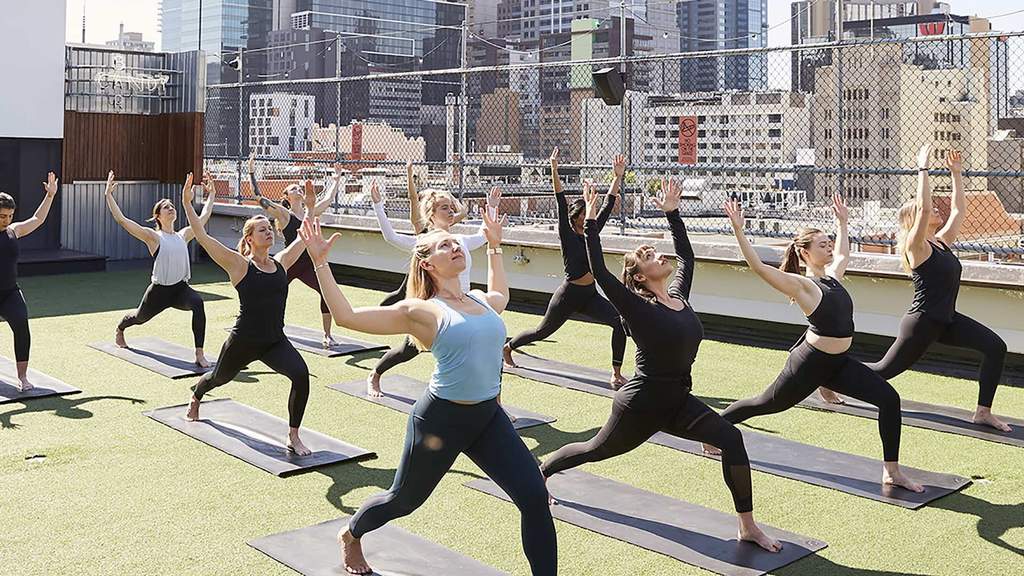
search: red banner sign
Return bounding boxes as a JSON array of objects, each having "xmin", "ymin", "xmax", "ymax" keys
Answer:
[
  {"xmin": 919, "ymin": 22, "xmax": 946, "ymax": 36},
  {"xmin": 678, "ymin": 116, "xmax": 698, "ymax": 165}
]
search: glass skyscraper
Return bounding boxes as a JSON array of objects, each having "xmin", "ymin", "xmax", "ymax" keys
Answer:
[
  {"xmin": 677, "ymin": 0, "xmax": 768, "ymax": 92},
  {"xmin": 160, "ymin": 0, "xmax": 273, "ymax": 83}
]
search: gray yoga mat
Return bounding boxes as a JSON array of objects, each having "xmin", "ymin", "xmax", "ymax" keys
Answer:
[
  {"xmin": 328, "ymin": 375, "xmax": 556, "ymax": 431},
  {"xmin": 249, "ymin": 516, "xmax": 508, "ymax": 576},
  {"xmin": 144, "ymin": 398, "xmax": 374, "ymax": 476},
  {"xmin": 0, "ymin": 356, "xmax": 81, "ymax": 404},
  {"xmin": 648, "ymin": 429, "xmax": 971, "ymax": 509},
  {"xmin": 467, "ymin": 469, "xmax": 826, "ymax": 576},
  {"xmin": 283, "ymin": 325, "xmax": 388, "ymax": 358},
  {"xmin": 89, "ymin": 337, "xmax": 216, "ymax": 379},
  {"xmin": 800, "ymin": 395, "xmax": 1024, "ymax": 448},
  {"xmin": 503, "ymin": 352, "xmax": 616, "ymax": 398}
]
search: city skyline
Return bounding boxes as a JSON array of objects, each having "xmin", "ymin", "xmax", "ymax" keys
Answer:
[{"xmin": 66, "ymin": 1, "xmax": 1024, "ymax": 54}]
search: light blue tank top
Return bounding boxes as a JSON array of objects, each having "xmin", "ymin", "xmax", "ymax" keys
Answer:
[{"xmin": 427, "ymin": 291, "xmax": 506, "ymax": 402}]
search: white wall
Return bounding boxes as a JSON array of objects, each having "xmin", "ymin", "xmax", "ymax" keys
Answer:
[{"xmin": 0, "ymin": 1, "xmax": 67, "ymax": 139}]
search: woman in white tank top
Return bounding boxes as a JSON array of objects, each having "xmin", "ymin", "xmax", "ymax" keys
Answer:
[{"xmin": 104, "ymin": 170, "xmax": 217, "ymax": 367}]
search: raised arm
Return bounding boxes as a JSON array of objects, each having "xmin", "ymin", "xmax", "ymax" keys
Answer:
[
  {"xmin": 103, "ymin": 170, "xmax": 159, "ymax": 250},
  {"xmin": 273, "ymin": 235, "xmax": 308, "ymax": 271},
  {"xmin": 460, "ymin": 187, "xmax": 501, "ymax": 252},
  {"xmin": 301, "ymin": 217, "xmax": 437, "ymax": 345},
  {"xmin": 936, "ymin": 149, "xmax": 965, "ymax": 246},
  {"xmin": 370, "ymin": 182, "xmax": 417, "ymax": 251},
  {"xmin": 724, "ymin": 200, "xmax": 813, "ymax": 302},
  {"xmin": 596, "ymin": 154, "xmax": 625, "ymax": 232},
  {"xmin": 407, "ymin": 161, "xmax": 424, "ymax": 230},
  {"xmin": 582, "ymin": 182, "xmax": 640, "ymax": 314},
  {"xmin": 479, "ymin": 206, "xmax": 509, "ymax": 313},
  {"xmin": 906, "ymin": 144, "xmax": 934, "ymax": 265},
  {"xmin": 312, "ymin": 166, "xmax": 342, "ymax": 216},
  {"xmin": 182, "ymin": 173, "xmax": 248, "ymax": 282},
  {"xmin": 652, "ymin": 178, "xmax": 695, "ymax": 299},
  {"xmin": 10, "ymin": 172, "xmax": 59, "ymax": 239},
  {"xmin": 249, "ymin": 170, "xmax": 290, "ymax": 223},
  {"xmin": 826, "ymin": 193, "xmax": 850, "ymax": 279},
  {"xmin": 451, "ymin": 196, "xmax": 468, "ymax": 225},
  {"xmin": 181, "ymin": 170, "xmax": 218, "ymax": 244}
]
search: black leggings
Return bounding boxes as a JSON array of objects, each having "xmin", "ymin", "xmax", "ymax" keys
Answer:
[
  {"xmin": 379, "ymin": 274, "xmax": 410, "ymax": 307},
  {"xmin": 118, "ymin": 281, "xmax": 207, "ymax": 348},
  {"xmin": 288, "ymin": 260, "xmax": 330, "ymax": 314},
  {"xmin": 867, "ymin": 311, "xmax": 1006, "ymax": 408},
  {"xmin": 541, "ymin": 391, "xmax": 753, "ymax": 513},
  {"xmin": 193, "ymin": 332, "xmax": 310, "ymax": 428},
  {"xmin": 350, "ymin": 392, "xmax": 557, "ymax": 575},
  {"xmin": 722, "ymin": 339, "xmax": 903, "ymax": 462},
  {"xmin": 509, "ymin": 281, "xmax": 626, "ymax": 367},
  {"xmin": 0, "ymin": 289, "xmax": 30, "ymax": 362},
  {"xmin": 374, "ymin": 274, "xmax": 418, "ymax": 375}
]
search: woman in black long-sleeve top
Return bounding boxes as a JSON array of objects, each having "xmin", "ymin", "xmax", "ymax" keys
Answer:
[
  {"xmin": 504, "ymin": 148, "xmax": 628, "ymax": 388},
  {"xmin": 539, "ymin": 178, "xmax": 782, "ymax": 553}
]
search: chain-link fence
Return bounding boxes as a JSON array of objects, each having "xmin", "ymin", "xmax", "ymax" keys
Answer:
[{"xmin": 204, "ymin": 31, "xmax": 1024, "ymax": 260}]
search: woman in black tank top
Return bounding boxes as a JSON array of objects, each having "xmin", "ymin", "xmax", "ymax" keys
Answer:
[
  {"xmin": 179, "ymin": 172, "xmax": 316, "ymax": 456},
  {"xmin": 720, "ymin": 196, "xmax": 924, "ymax": 493},
  {"xmin": 867, "ymin": 148, "xmax": 1012, "ymax": 432},
  {"xmin": 0, "ymin": 172, "xmax": 60, "ymax": 392},
  {"xmin": 248, "ymin": 154, "xmax": 343, "ymax": 348}
]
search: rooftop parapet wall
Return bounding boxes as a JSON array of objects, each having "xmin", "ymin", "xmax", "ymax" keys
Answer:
[{"xmin": 208, "ymin": 204, "xmax": 1024, "ymax": 353}]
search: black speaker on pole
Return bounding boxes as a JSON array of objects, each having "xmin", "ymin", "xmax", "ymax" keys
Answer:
[{"xmin": 592, "ymin": 67, "xmax": 626, "ymax": 105}]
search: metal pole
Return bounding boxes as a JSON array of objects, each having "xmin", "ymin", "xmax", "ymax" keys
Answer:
[
  {"xmin": 619, "ymin": 0, "xmax": 628, "ymax": 234},
  {"xmin": 335, "ymin": 34, "xmax": 342, "ymax": 164},
  {"xmin": 835, "ymin": 0, "xmax": 845, "ymax": 200},
  {"xmin": 459, "ymin": 18, "xmax": 468, "ymax": 200},
  {"xmin": 237, "ymin": 46, "xmax": 244, "ymax": 204},
  {"xmin": 198, "ymin": 0, "xmax": 203, "ymax": 50}
]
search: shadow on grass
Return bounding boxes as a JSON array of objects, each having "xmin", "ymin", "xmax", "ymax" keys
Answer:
[
  {"xmin": 518, "ymin": 424, "xmax": 604, "ymax": 461},
  {"xmin": 316, "ymin": 462, "xmax": 491, "ymax": 515},
  {"xmin": 778, "ymin": 555, "xmax": 934, "ymax": 576},
  {"xmin": 0, "ymin": 394, "xmax": 146, "ymax": 429},
  {"xmin": 22, "ymin": 265, "xmax": 230, "ymax": 320},
  {"xmin": 929, "ymin": 491, "xmax": 1024, "ymax": 557}
]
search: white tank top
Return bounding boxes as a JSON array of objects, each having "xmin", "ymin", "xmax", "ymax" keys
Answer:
[{"xmin": 152, "ymin": 230, "xmax": 191, "ymax": 285}]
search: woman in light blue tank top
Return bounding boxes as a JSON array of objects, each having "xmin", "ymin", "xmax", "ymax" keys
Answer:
[{"xmin": 301, "ymin": 212, "xmax": 557, "ymax": 576}]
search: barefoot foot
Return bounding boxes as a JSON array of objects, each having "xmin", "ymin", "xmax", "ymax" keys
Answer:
[
  {"xmin": 115, "ymin": 329, "xmax": 127, "ymax": 348},
  {"xmin": 17, "ymin": 377, "xmax": 34, "ymax": 392},
  {"xmin": 739, "ymin": 523, "xmax": 783, "ymax": 553},
  {"xmin": 502, "ymin": 344, "xmax": 517, "ymax": 368},
  {"xmin": 366, "ymin": 372, "xmax": 384, "ymax": 398},
  {"xmin": 186, "ymin": 397, "xmax": 202, "ymax": 421},
  {"xmin": 973, "ymin": 408, "xmax": 1012, "ymax": 433},
  {"xmin": 818, "ymin": 387, "xmax": 844, "ymax": 404},
  {"xmin": 322, "ymin": 334, "xmax": 338, "ymax": 349},
  {"xmin": 882, "ymin": 466, "xmax": 925, "ymax": 493},
  {"xmin": 701, "ymin": 443, "xmax": 722, "ymax": 456},
  {"xmin": 195, "ymin": 351, "xmax": 211, "ymax": 369},
  {"xmin": 337, "ymin": 528, "xmax": 372, "ymax": 575},
  {"xmin": 610, "ymin": 373, "xmax": 627, "ymax": 390},
  {"xmin": 287, "ymin": 431, "xmax": 312, "ymax": 457}
]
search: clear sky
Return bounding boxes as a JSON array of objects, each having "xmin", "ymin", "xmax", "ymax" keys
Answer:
[{"xmin": 64, "ymin": 0, "xmax": 1024, "ymax": 52}]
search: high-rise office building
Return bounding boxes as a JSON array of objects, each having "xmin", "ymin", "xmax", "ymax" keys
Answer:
[
  {"xmin": 677, "ymin": 0, "xmax": 768, "ymax": 92},
  {"xmin": 160, "ymin": 0, "xmax": 273, "ymax": 83}
]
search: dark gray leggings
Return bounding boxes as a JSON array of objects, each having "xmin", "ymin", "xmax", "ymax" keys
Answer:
[
  {"xmin": 0, "ymin": 289, "xmax": 30, "ymax": 362},
  {"xmin": 373, "ymin": 275, "xmax": 419, "ymax": 375},
  {"xmin": 722, "ymin": 338, "xmax": 903, "ymax": 462},
  {"xmin": 541, "ymin": 391, "xmax": 753, "ymax": 513},
  {"xmin": 118, "ymin": 281, "xmax": 206, "ymax": 348},
  {"xmin": 509, "ymin": 281, "xmax": 627, "ymax": 367},
  {"xmin": 867, "ymin": 311, "xmax": 1006, "ymax": 408},
  {"xmin": 193, "ymin": 332, "xmax": 310, "ymax": 428},
  {"xmin": 349, "ymin": 392, "xmax": 557, "ymax": 575}
]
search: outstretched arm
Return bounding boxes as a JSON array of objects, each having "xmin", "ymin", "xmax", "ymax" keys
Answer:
[
  {"xmin": 103, "ymin": 171, "xmax": 160, "ymax": 250},
  {"xmin": 460, "ymin": 187, "xmax": 501, "ymax": 252},
  {"xmin": 596, "ymin": 154, "xmax": 625, "ymax": 232},
  {"xmin": 937, "ymin": 150, "xmax": 965, "ymax": 246},
  {"xmin": 650, "ymin": 177, "xmax": 695, "ymax": 300},
  {"xmin": 181, "ymin": 170, "xmax": 218, "ymax": 243},
  {"xmin": 724, "ymin": 200, "xmax": 811, "ymax": 301},
  {"xmin": 582, "ymin": 182, "xmax": 639, "ymax": 314},
  {"xmin": 827, "ymin": 193, "xmax": 850, "ymax": 280},
  {"xmin": 182, "ymin": 173, "xmax": 248, "ymax": 282},
  {"xmin": 407, "ymin": 161, "xmax": 424, "ymax": 230},
  {"xmin": 249, "ymin": 170, "xmax": 291, "ymax": 223},
  {"xmin": 10, "ymin": 172, "xmax": 59, "ymax": 239},
  {"xmin": 479, "ymin": 206, "xmax": 509, "ymax": 313},
  {"xmin": 906, "ymin": 144, "xmax": 934, "ymax": 264},
  {"xmin": 301, "ymin": 218, "xmax": 437, "ymax": 343},
  {"xmin": 370, "ymin": 183, "xmax": 417, "ymax": 251},
  {"xmin": 312, "ymin": 166, "xmax": 342, "ymax": 216}
]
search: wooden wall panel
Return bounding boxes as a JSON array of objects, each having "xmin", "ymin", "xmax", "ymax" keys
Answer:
[{"xmin": 62, "ymin": 112, "xmax": 203, "ymax": 184}]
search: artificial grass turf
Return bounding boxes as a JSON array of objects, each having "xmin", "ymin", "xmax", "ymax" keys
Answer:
[{"xmin": 0, "ymin": 263, "xmax": 1021, "ymax": 575}]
